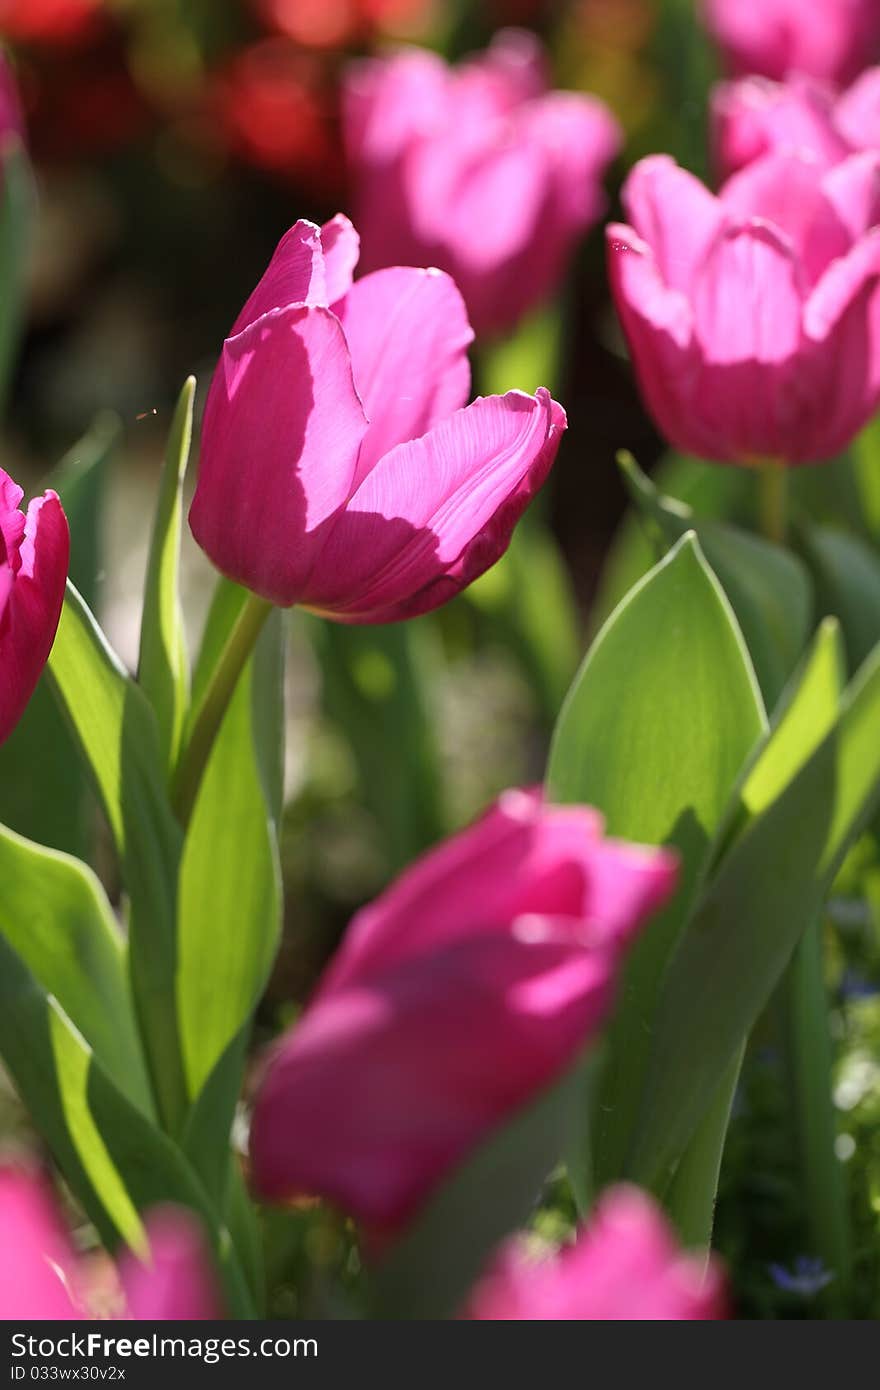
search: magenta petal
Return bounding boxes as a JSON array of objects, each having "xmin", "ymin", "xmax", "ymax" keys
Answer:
[
  {"xmin": 230, "ymin": 220, "xmax": 329, "ymax": 335},
  {"xmin": 0, "ymin": 491, "xmax": 69, "ymax": 746},
  {"xmin": 820, "ymin": 151, "xmax": 880, "ymax": 243},
  {"xmin": 464, "ymin": 1185, "xmax": 725, "ymax": 1320},
  {"xmin": 250, "ymin": 934, "xmax": 618, "ymax": 1235},
  {"xmin": 0, "ymin": 1169, "xmax": 79, "ymax": 1318},
  {"xmin": 334, "ymin": 266, "xmax": 473, "ymax": 488},
  {"xmin": 834, "ymin": 66, "xmax": 880, "ymax": 150},
  {"xmin": 693, "ymin": 221, "xmax": 803, "ymax": 364},
  {"xmin": 189, "ymin": 306, "xmax": 368, "ymax": 606},
  {"xmin": 303, "ymin": 389, "xmax": 564, "ymax": 622},
  {"xmin": 622, "ymin": 155, "xmax": 725, "ymax": 294},
  {"xmin": 720, "ymin": 152, "xmax": 850, "ymax": 286},
  {"xmin": 120, "ymin": 1210, "xmax": 220, "ymax": 1320},
  {"xmin": 321, "ymin": 214, "xmax": 360, "ymax": 307},
  {"xmin": 711, "ymin": 76, "xmax": 846, "ymax": 182}
]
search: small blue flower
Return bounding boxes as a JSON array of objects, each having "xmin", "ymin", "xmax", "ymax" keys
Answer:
[
  {"xmin": 839, "ymin": 968, "xmax": 879, "ymax": 1002},
  {"xmin": 768, "ymin": 1256, "xmax": 834, "ymax": 1297}
]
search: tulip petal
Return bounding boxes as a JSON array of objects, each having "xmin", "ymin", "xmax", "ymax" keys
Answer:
[
  {"xmin": 250, "ymin": 933, "xmax": 619, "ymax": 1234},
  {"xmin": 0, "ymin": 1169, "xmax": 79, "ymax": 1318},
  {"xmin": 335, "ymin": 267, "xmax": 473, "ymax": 488},
  {"xmin": 321, "ymin": 213, "xmax": 360, "ymax": 307},
  {"xmin": 820, "ymin": 151, "xmax": 880, "ymax": 243},
  {"xmin": 0, "ymin": 492, "xmax": 69, "ymax": 746},
  {"xmin": 803, "ymin": 229, "xmax": 880, "ymax": 458},
  {"xmin": 120, "ymin": 1210, "xmax": 219, "ymax": 1320},
  {"xmin": 190, "ymin": 306, "xmax": 368, "ymax": 606},
  {"xmin": 720, "ymin": 152, "xmax": 850, "ymax": 286},
  {"xmin": 230, "ymin": 220, "xmax": 328, "ymax": 336},
  {"xmin": 622, "ymin": 155, "xmax": 725, "ymax": 294},
  {"xmin": 303, "ymin": 389, "xmax": 564, "ymax": 622},
  {"xmin": 833, "ymin": 66, "xmax": 880, "ymax": 150},
  {"xmin": 711, "ymin": 76, "xmax": 846, "ymax": 183}
]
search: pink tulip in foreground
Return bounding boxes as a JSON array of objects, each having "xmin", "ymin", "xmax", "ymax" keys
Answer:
[
  {"xmin": 608, "ymin": 151, "xmax": 880, "ymax": 465},
  {"xmin": 464, "ymin": 1186, "xmax": 726, "ymax": 1320},
  {"xmin": 701, "ymin": 0, "xmax": 880, "ymax": 86},
  {"xmin": 250, "ymin": 789, "xmax": 676, "ymax": 1240},
  {"xmin": 342, "ymin": 28, "xmax": 620, "ymax": 336},
  {"xmin": 190, "ymin": 215, "xmax": 565, "ymax": 618},
  {"xmin": 0, "ymin": 1167, "xmax": 219, "ymax": 1319},
  {"xmin": 713, "ymin": 70, "xmax": 880, "ymax": 181},
  {"xmin": 0, "ymin": 469, "xmax": 69, "ymax": 745}
]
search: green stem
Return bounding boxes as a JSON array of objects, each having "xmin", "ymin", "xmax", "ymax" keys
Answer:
[
  {"xmin": 757, "ymin": 460, "xmax": 788, "ymax": 546},
  {"xmin": 172, "ymin": 592, "xmax": 272, "ymax": 825},
  {"xmin": 781, "ymin": 917, "xmax": 851, "ymax": 1314}
]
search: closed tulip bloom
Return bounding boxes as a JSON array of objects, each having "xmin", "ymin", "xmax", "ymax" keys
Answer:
[
  {"xmin": 607, "ymin": 151, "xmax": 880, "ymax": 465},
  {"xmin": 464, "ymin": 1186, "xmax": 726, "ymax": 1320},
  {"xmin": 249, "ymin": 789, "xmax": 676, "ymax": 1239},
  {"xmin": 714, "ymin": 70, "xmax": 880, "ymax": 181},
  {"xmin": 0, "ymin": 470, "xmax": 68, "ymax": 744},
  {"xmin": 0, "ymin": 1168, "xmax": 219, "ymax": 1319},
  {"xmin": 701, "ymin": 0, "xmax": 880, "ymax": 86},
  {"xmin": 190, "ymin": 215, "xmax": 565, "ymax": 617},
  {"xmin": 342, "ymin": 29, "xmax": 620, "ymax": 336}
]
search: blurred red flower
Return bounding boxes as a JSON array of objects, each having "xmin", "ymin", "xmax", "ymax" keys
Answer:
[
  {"xmin": 0, "ymin": 0, "xmax": 105, "ymax": 45},
  {"xmin": 255, "ymin": 0, "xmax": 432, "ymax": 48},
  {"xmin": 213, "ymin": 39, "xmax": 342, "ymax": 193}
]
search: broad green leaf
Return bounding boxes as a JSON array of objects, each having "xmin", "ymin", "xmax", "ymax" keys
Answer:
[
  {"xmin": 371, "ymin": 1058, "xmax": 587, "ymax": 1320},
  {"xmin": 0, "ymin": 413, "xmax": 117, "ymax": 857},
  {"xmin": 0, "ymin": 824, "xmax": 151, "ymax": 1115},
  {"xmin": 138, "ymin": 378, "xmax": 193, "ymax": 771},
  {"xmin": 628, "ymin": 627, "xmax": 880, "ymax": 1190},
  {"xmin": 312, "ymin": 616, "xmax": 445, "ymax": 873},
  {"xmin": 48, "ymin": 583, "xmax": 186, "ymax": 1131},
  {"xmin": 178, "ymin": 607, "xmax": 284, "ymax": 1103},
  {"xmin": 466, "ymin": 516, "xmax": 580, "ymax": 726},
  {"xmin": 802, "ymin": 524, "xmax": 880, "ymax": 671},
  {"xmin": 0, "ymin": 141, "xmax": 34, "ymax": 411},
  {"xmin": 621, "ymin": 452, "xmax": 812, "ymax": 705},
  {"xmin": 663, "ymin": 1048, "xmax": 743, "ymax": 1249},
  {"xmin": 547, "ymin": 533, "xmax": 766, "ymax": 1187}
]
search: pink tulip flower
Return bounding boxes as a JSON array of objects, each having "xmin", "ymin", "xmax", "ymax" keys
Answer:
[
  {"xmin": 0, "ymin": 1167, "xmax": 219, "ymax": 1319},
  {"xmin": 342, "ymin": 28, "xmax": 620, "ymax": 336},
  {"xmin": 0, "ymin": 469, "xmax": 68, "ymax": 744},
  {"xmin": 713, "ymin": 69, "xmax": 880, "ymax": 181},
  {"xmin": 464, "ymin": 1185, "xmax": 726, "ymax": 1320},
  {"xmin": 607, "ymin": 151, "xmax": 880, "ymax": 465},
  {"xmin": 701, "ymin": 0, "xmax": 880, "ymax": 87},
  {"xmin": 249, "ymin": 788, "xmax": 676, "ymax": 1241},
  {"xmin": 189, "ymin": 215, "xmax": 565, "ymax": 618}
]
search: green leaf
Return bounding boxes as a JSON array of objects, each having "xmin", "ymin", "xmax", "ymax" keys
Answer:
[
  {"xmin": 0, "ymin": 141, "xmax": 34, "ymax": 411},
  {"xmin": 371, "ymin": 1058, "xmax": 587, "ymax": 1320},
  {"xmin": 0, "ymin": 823, "xmax": 151, "ymax": 1115},
  {"xmin": 0, "ymin": 414, "xmax": 117, "ymax": 858},
  {"xmin": 801, "ymin": 524, "xmax": 880, "ymax": 672},
  {"xmin": 547, "ymin": 532, "xmax": 766, "ymax": 1188},
  {"xmin": 312, "ymin": 616, "xmax": 445, "ymax": 873},
  {"xmin": 48, "ymin": 583, "xmax": 186, "ymax": 1132},
  {"xmin": 620, "ymin": 451, "xmax": 812, "ymax": 706},
  {"xmin": 138, "ymin": 378, "xmax": 193, "ymax": 772},
  {"xmin": 627, "ymin": 623, "xmax": 880, "ymax": 1190},
  {"xmin": 178, "ymin": 606, "xmax": 284, "ymax": 1105}
]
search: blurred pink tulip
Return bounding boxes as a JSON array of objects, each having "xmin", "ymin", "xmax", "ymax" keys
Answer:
[
  {"xmin": 249, "ymin": 788, "xmax": 676, "ymax": 1240},
  {"xmin": 342, "ymin": 28, "xmax": 620, "ymax": 336},
  {"xmin": 0, "ymin": 469, "xmax": 68, "ymax": 744},
  {"xmin": 0, "ymin": 1168, "xmax": 219, "ymax": 1319},
  {"xmin": 701, "ymin": 0, "xmax": 880, "ymax": 86},
  {"xmin": 608, "ymin": 151, "xmax": 880, "ymax": 464},
  {"xmin": 713, "ymin": 69, "xmax": 880, "ymax": 181},
  {"xmin": 464, "ymin": 1185, "xmax": 726, "ymax": 1320},
  {"xmin": 190, "ymin": 215, "xmax": 565, "ymax": 618}
]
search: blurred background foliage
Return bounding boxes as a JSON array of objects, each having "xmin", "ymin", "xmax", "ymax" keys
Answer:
[{"xmin": 0, "ymin": 0, "xmax": 878, "ymax": 1319}]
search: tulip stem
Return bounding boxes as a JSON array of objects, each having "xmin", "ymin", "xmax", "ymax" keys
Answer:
[
  {"xmin": 172, "ymin": 592, "xmax": 272, "ymax": 825},
  {"xmin": 757, "ymin": 460, "xmax": 788, "ymax": 546}
]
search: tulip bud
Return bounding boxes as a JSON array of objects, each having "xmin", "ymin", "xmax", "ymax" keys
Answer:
[
  {"xmin": 249, "ymin": 788, "xmax": 676, "ymax": 1241},
  {"xmin": 608, "ymin": 151, "xmax": 880, "ymax": 465},
  {"xmin": 701, "ymin": 0, "xmax": 880, "ymax": 87},
  {"xmin": 0, "ymin": 470, "xmax": 69, "ymax": 745},
  {"xmin": 190, "ymin": 215, "xmax": 566, "ymax": 618}
]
